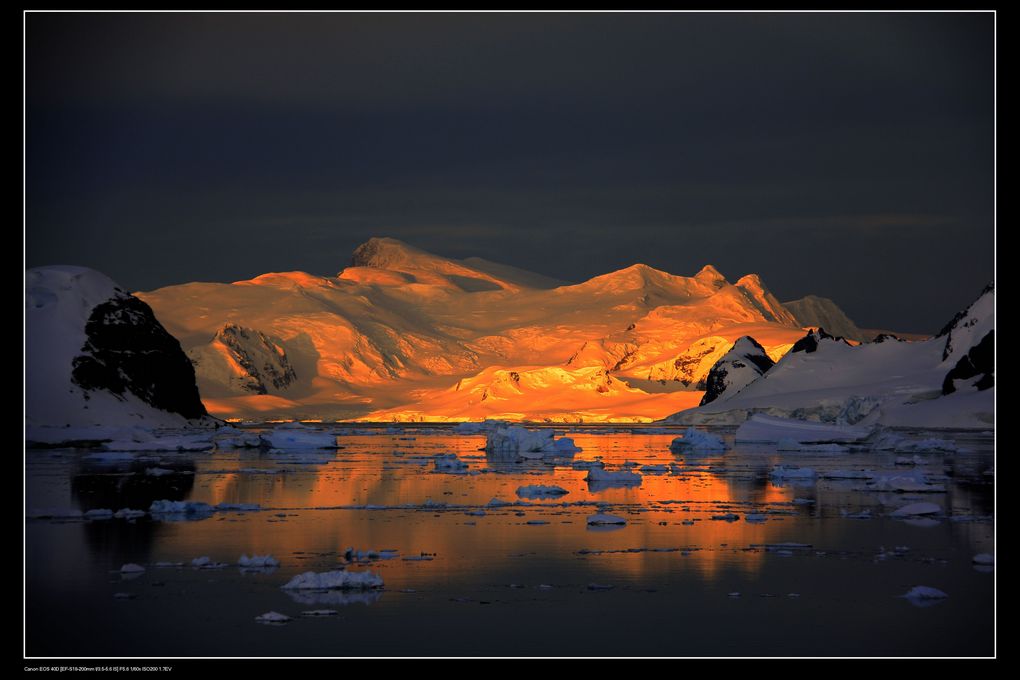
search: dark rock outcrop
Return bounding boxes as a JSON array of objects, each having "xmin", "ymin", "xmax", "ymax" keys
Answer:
[
  {"xmin": 215, "ymin": 324, "xmax": 297, "ymax": 394},
  {"xmin": 700, "ymin": 336, "xmax": 775, "ymax": 406},
  {"xmin": 942, "ymin": 330, "xmax": 994, "ymax": 395},
  {"xmin": 71, "ymin": 295, "xmax": 208, "ymax": 419},
  {"xmin": 790, "ymin": 327, "xmax": 848, "ymax": 354}
]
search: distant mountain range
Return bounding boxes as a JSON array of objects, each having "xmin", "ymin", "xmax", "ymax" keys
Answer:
[{"xmin": 130, "ymin": 237, "xmax": 884, "ymax": 422}]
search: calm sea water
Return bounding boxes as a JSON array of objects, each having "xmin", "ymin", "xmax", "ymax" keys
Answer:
[{"xmin": 25, "ymin": 425, "xmax": 995, "ymax": 657}]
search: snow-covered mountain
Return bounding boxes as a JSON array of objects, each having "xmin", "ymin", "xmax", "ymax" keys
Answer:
[
  {"xmin": 664, "ymin": 285, "xmax": 994, "ymax": 428},
  {"xmin": 699, "ymin": 336, "xmax": 776, "ymax": 406},
  {"xmin": 26, "ymin": 266, "xmax": 212, "ymax": 435},
  {"xmin": 783, "ymin": 295, "xmax": 865, "ymax": 341},
  {"xmin": 137, "ymin": 237, "xmax": 817, "ymax": 422}
]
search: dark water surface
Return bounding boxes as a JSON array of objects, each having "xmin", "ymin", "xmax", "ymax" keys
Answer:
[{"xmin": 25, "ymin": 425, "xmax": 995, "ymax": 657}]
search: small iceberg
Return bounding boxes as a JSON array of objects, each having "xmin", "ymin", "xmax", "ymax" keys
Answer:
[
  {"xmin": 239, "ymin": 554, "xmax": 280, "ymax": 568},
  {"xmin": 890, "ymin": 502, "xmax": 941, "ymax": 517},
  {"xmin": 149, "ymin": 500, "xmax": 214, "ymax": 519},
  {"xmin": 769, "ymin": 465, "xmax": 817, "ymax": 481},
  {"xmin": 281, "ymin": 570, "xmax": 384, "ymax": 591},
  {"xmin": 255, "ymin": 611, "xmax": 291, "ymax": 624},
  {"xmin": 587, "ymin": 513, "xmax": 627, "ymax": 526},
  {"xmin": 669, "ymin": 428, "xmax": 726, "ymax": 454},
  {"xmin": 902, "ymin": 585, "xmax": 948, "ymax": 606},
  {"xmin": 485, "ymin": 426, "xmax": 579, "ymax": 459},
  {"xmin": 585, "ymin": 467, "xmax": 642, "ymax": 488},
  {"xmin": 516, "ymin": 485, "xmax": 569, "ymax": 499},
  {"xmin": 433, "ymin": 453, "xmax": 469, "ymax": 474},
  {"xmin": 263, "ymin": 422, "xmax": 338, "ymax": 450}
]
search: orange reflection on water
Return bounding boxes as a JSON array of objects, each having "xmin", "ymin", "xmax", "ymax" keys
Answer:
[{"xmin": 155, "ymin": 432, "xmax": 806, "ymax": 588}]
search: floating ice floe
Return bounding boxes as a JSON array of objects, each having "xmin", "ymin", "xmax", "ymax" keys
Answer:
[
  {"xmin": 215, "ymin": 503, "xmax": 260, "ymax": 512},
  {"xmin": 486, "ymin": 497, "xmax": 514, "ymax": 508},
  {"xmin": 26, "ymin": 507, "xmax": 84, "ymax": 520},
  {"xmin": 239, "ymin": 554, "xmax": 280, "ymax": 568},
  {"xmin": 120, "ymin": 563, "xmax": 145, "ymax": 573},
  {"xmin": 640, "ymin": 464, "xmax": 670, "ymax": 474},
  {"xmin": 452, "ymin": 420, "xmax": 508, "ymax": 434},
  {"xmin": 669, "ymin": 428, "xmax": 726, "ymax": 454},
  {"xmin": 84, "ymin": 508, "xmax": 114, "ymax": 520},
  {"xmin": 213, "ymin": 427, "xmax": 266, "ymax": 449},
  {"xmin": 587, "ymin": 513, "xmax": 627, "ymax": 526},
  {"xmin": 191, "ymin": 556, "xmax": 228, "ymax": 569},
  {"xmin": 263, "ymin": 422, "xmax": 338, "ymax": 450},
  {"xmin": 255, "ymin": 611, "xmax": 291, "ymax": 624},
  {"xmin": 344, "ymin": 548, "xmax": 399, "ymax": 562},
  {"xmin": 585, "ymin": 467, "xmax": 642, "ymax": 488},
  {"xmin": 281, "ymin": 570, "xmax": 384, "ymax": 591},
  {"xmin": 145, "ymin": 467, "xmax": 175, "ymax": 477},
  {"xmin": 516, "ymin": 485, "xmax": 569, "ymax": 499},
  {"xmin": 114, "ymin": 508, "xmax": 146, "ymax": 519},
  {"xmin": 485, "ymin": 426, "xmax": 579, "ymax": 459},
  {"xmin": 869, "ymin": 431, "xmax": 958, "ymax": 453},
  {"xmin": 301, "ymin": 609, "xmax": 339, "ymax": 617},
  {"xmin": 744, "ymin": 513, "xmax": 767, "ymax": 523},
  {"xmin": 149, "ymin": 500, "xmax": 214, "ymax": 519},
  {"xmin": 433, "ymin": 453, "xmax": 469, "ymax": 474},
  {"xmin": 769, "ymin": 466, "xmax": 817, "ymax": 481},
  {"xmin": 711, "ymin": 513, "xmax": 740, "ymax": 522},
  {"xmin": 868, "ymin": 471, "xmax": 945, "ymax": 493},
  {"xmin": 736, "ymin": 414, "xmax": 872, "ymax": 444},
  {"xmin": 890, "ymin": 502, "xmax": 941, "ymax": 517},
  {"xmin": 972, "ymin": 553, "xmax": 994, "ymax": 566},
  {"xmin": 902, "ymin": 586, "xmax": 948, "ymax": 604}
]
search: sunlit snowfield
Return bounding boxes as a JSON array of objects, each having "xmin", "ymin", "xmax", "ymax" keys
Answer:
[{"xmin": 26, "ymin": 425, "xmax": 994, "ymax": 657}]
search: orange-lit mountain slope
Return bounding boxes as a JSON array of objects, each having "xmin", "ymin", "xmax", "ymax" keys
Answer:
[{"xmin": 138, "ymin": 237, "xmax": 813, "ymax": 422}]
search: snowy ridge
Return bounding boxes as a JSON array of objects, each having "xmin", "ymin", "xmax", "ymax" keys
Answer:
[
  {"xmin": 699, "ymin": 336, "xmax": 775, "ymax": 406},
  {"xmin": 783, "ymin": 295, "xmax": 864, "ymax": 341},
  {"xmin": 663, "ymin": 285, "xmax": 995, "ymax": 428},
  {"xmin": 139, "ymin": 238, "xmax": 817, "ymax": 422}
]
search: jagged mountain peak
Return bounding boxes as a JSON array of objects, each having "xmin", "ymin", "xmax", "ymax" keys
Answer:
[
  {"xmin": 350, "ymin": 237, "xmax": 431, "ymax": 270},
  {"xmin": 694, "ymin": 264, "xmax": 727, "ymax": 284}
]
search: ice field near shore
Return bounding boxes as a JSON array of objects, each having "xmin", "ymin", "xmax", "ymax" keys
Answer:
[{"xmin": 26, "ymin": 423, "xmax": 994, "ymax": 657}]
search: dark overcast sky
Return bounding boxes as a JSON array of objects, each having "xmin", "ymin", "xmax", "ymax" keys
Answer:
[{"xmin": 25, "ymin": 12, "xmax": 994, "ymax": 333}]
